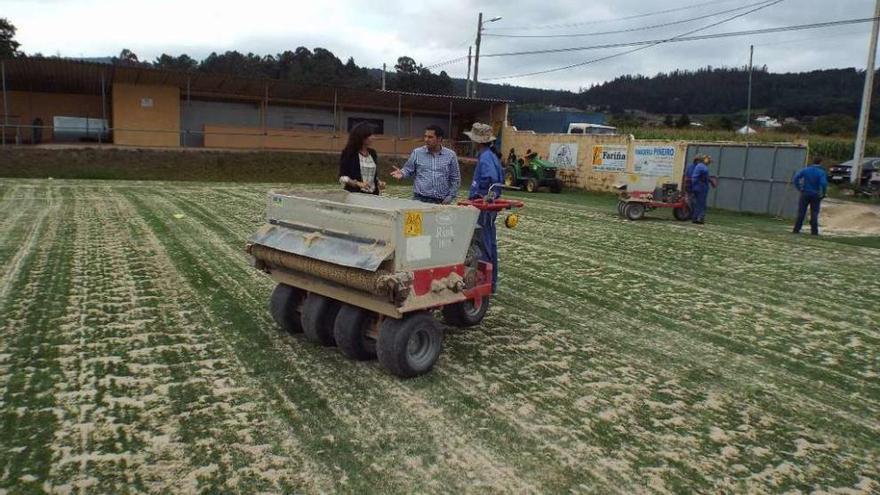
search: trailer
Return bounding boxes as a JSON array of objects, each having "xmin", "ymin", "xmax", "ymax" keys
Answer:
[
  {"xmin": 246, "ymin": 190, "xmax": 522, "ymax": 378},
  {"xmin": 615, "ymin": 183, "xmax": 691, "ymax": 221}
]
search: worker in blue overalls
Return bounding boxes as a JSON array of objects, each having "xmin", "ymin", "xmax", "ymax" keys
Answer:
[
  {"xmin": 683, "ymin": 155, "xmax": 704, "ymax": 219},
  {"xmin": 690, "ymin": 155, "xmax": 711, "ymax": 224},
  {"xmin": 465, "ymin": 122, "xmax": 504, "ymax": 293},
  {"xmin": 792, "ymin": 157, "xmax": 828, "ymax": 235}
]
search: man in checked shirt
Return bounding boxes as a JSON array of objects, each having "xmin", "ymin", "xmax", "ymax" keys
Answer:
[{"xmin": 391, "ymin": 125, "xmax": 461, "ymax": 204}]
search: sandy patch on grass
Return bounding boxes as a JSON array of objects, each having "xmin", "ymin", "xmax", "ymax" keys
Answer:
[{"xmin": 820, "ymin": 199, "xmax": 880, "ymax": 235}]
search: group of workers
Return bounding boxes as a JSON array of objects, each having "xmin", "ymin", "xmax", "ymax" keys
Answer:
[
  {"xmin": 682, "ymin": 154, "xmax": 827, "ymax": 234},
  {"xmin": 338, "ymin": 121, "xmax": 503, "ymax": 291}
]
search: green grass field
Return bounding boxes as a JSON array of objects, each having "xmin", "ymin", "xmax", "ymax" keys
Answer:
[{"xmin": 0, "ymin": 179, "xmax": 878, "ymax": 494}]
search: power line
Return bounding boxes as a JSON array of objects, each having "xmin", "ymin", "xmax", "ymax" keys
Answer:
[
  {"xmin": 485, "ymin": 0, "xmax": 741, "ymax": 31},
  {"xmin": 423, "ymin": 1, "xmax": 771, "ymax": 71},
  {"xmin": 752, "ymin": 28, "xmax": 868, "ymax": 47},
  {"xmin": 428, "ymin": 15, "xmax": 875, "ymax": 73},
  {"xmin": 483, "ymin": 0, "xmax": 785, "ymax": 81},
  {"xmin": 483, "ymin": 0, "xmax": 776, "ymax": 39},
  {"xmin": 423, "ymin": 55, "xmax": 468, "ymax": 70},
  {"xmin": 481, "ymin": 15, "xmax": 871, "ymax": 61},
  {"xmin": 424, "ymin": 37, "xmax": 473, "ymax": 69}
]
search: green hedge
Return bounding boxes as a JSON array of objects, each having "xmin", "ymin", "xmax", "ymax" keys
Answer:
[{"xmin": 0, "ymin": 148, "xmax": 476, "ymax": 184}]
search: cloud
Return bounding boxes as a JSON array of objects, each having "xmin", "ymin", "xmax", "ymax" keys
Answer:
[{"xmin": 3, "ymin": 0, "xmax": 875, "ymax": 91}]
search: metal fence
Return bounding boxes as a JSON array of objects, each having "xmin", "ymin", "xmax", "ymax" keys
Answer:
[{"xmin": 686, "ymin": 143, "xmax": 808, "ymax": 218}]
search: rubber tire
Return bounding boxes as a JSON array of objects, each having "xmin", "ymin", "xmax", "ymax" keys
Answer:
[
  {"xmin": 442, "ymin": 237, "xmax": 490, "ymax": 328},
  {"xmin": 624, "ymin": 202, "xmax": 646, "ymax": 221},
  {"xmin": 525, "ymin": 178, "xmax": 539, "ymax": 193},
  {"xmin": 550, "ymin": 179, "xmax": 563, "ymax": 193},
  {"xmin": 503, "ymin": 167, "xmax": 516, "ymax": 187},
  {"xmin": 269, "ymin": 283, "xmax": 305, "ymax": 334},
  {"xmin": 333, "ymin": 304, "xmax": 378, "ymax": 360},
  {"xmin": 442, "ymin": 296, "xmax": 490, "ymax": 328},
  {"xmin": 617, "ymin": 200, "xmax": 626, "ymax": 217},
  {"xmin": 377, "ymin": 312, "xmax": 443, "ymax": 378},
  {"xmin": 301, "ymin": 294, "xmax": 340, "ymax": 346},
  {"xmin": 673, "ymin": 205, "xmax": 691, "ymax": 221}
]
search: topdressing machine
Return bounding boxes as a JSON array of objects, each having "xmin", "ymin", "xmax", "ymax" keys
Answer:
[{"xmin": 246, "ymin": 189, "xmax": 522, "ymax": 378}]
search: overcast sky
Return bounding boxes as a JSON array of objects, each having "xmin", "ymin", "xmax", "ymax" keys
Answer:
[{"xmin": 1, "ymin": 0, "xmax": 876, "ymax": 91}]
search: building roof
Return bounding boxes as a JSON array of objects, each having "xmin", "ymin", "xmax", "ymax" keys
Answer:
[{"xmin": 1, "ymin": 58, "xmax": 510, "ymax": 115}]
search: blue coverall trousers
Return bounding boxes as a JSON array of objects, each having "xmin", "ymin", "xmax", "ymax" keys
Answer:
[
  {"xmin": 691, "ymin": 187, "xmax": 708, "ymax": 222},
  {"xmin": 477, "ymin": 211, "xmax": 498, "ymax": 292},
  {"xmin": 793, "ymin": 192, "xmax": 822, "ymax": 235}
]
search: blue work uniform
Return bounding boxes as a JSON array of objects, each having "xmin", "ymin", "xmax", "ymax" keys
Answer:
[
  {"xmin": 792, "ymin": 164, "xmax": 828, "ymax": 235},
  {"xmin": 690, "ymin": 162, "xmax": 710, "ymax": 223},
  {"xmin": 469, "ymin": 147, "xmax": 504, "ymax": 291},
  {"xmin": 683, "ymin": 160, "xmax": 700, "ymax": 218}
]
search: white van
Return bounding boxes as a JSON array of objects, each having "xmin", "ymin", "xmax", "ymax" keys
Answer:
[{"xmin": 566, "ymin": 123, "xmax": 618, "ymax": 135}]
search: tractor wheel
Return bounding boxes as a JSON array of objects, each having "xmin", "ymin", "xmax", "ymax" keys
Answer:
[
  {"xmin": 301, "ymin": 294, "xmax": 340, "ymax": 346},
  {"xmin": 503, "ymin": 167, "xmax": 516, "ymax": 187},
  {"xmin": 333, "ymin": 304, "xmax": 378, "ymax": 360},
  {"xmin": 377, "ymin": 312, "xmax": 443, "ymax": 378},
  {"xmin": 269, "ymin": 283, "xmax": 305, "ymax": 334},
  {"xmin": 624, "ymin": 202, "xmax": 646, "ymax": 221},
  {"xmin": 617, "ymin": 200, "xmax": 626, "ymax": 217},
  {"xmin": 525, "ymin": 178, "xmax": 539, "ymax": 193},
  {"xmin": 673, "ymin": 205, "xmax": 691, "ymax": 221},
  {"xmin": 550, "ymin": 179, "xmax": 563, "ymax": 193}
]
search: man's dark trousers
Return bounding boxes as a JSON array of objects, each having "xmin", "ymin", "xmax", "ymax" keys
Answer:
[{"xmin": 793, "ymin": 192, "xmax": 822, "ymax": 235}]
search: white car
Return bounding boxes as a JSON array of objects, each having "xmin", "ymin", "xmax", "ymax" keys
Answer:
[{"xmin": 566, "ymin": 123, "xmax": 618, "ymax": 135}]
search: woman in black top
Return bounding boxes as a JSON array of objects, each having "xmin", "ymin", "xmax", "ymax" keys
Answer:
[{"xmin": 338, "ymin": 123, "xmax": 384, "ymax": 195}]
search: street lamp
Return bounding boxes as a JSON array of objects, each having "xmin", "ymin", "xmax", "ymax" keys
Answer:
[{"xmin": 472, "ymin": 13, "xmax": 502, "ymax": 98}]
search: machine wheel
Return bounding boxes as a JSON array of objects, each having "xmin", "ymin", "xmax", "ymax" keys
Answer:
[
  {"xmin": 624, "ymin": 202, "xmax": 646, "ymax": 221},
  {"xmin": 269, "ymin": 283, "xmax": 305, "ymax": 334},
  {"xmin": 333, "ymin": 304, "xmax": 378, "ymax": 360},
  {"xmin": 301, "ymin": 294, "xmax": 340, "ymax": 346},
  {"xmin": 503, "ymin": 167, "xmax": 516, "ymax": 187},
  {"xmin": 443, "ymin": 237, "xmax": 490, "ymax": 327},
  {"xmin": 377, "ymin": 312, "xmax": 443, "ymax": 378},
  {"xmin": 525, "ymin": 178, "xmax": 539, "ymax": 193},
  {"xmin": 550, "ymin": 179, "xmax": 563, "ymax": 193},
  {"xmin": 673, "ymin": 205, "xmax": 691, "ymax": 221},
  {"xmin": 442, "ymin": 296, "xmax": 490, "ymax": 328},
  {"xmin": 617, "ymin": 200, "xmax": 626, "ymax": 217}
]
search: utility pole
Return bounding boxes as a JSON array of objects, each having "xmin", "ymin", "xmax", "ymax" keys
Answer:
[
  {"xmin": 382, "ymin": 63, "xmax": 386, "ymax": 91},
  {"xmin": 852, "ymin": 0, "xmax": 880, "ymax": 185},
  {"xmin": 746, "ymin": 45, "xmax": 754, "ymax": 134},
  {"xmin": 472, "ymin": 13, "xmax": 502, "ymax": 98},
  {"xmin": 473, "ymin": 12, "xmax": 483, "ymax": 98},
  {"xmin": 1, "ymin": 61, "xmax": 7, "ymax": 148},
  {"xmin": 465, "ymin": 46, "xmax": 472, "ymax": 98}
]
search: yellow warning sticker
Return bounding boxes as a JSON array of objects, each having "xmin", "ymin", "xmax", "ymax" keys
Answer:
[{"xmin": 404, "ymin": 211, "xmax": 423, "ymax": 237}]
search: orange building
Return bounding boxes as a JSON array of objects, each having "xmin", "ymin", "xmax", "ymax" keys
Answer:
[{"xmin": 0, "ymin": 58, "xmax": 509, "ymax": 153}]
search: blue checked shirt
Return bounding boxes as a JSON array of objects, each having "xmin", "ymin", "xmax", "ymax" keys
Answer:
[{"xmin": 400, "ymin": 146, "xmax": 461, "ymax": 203}]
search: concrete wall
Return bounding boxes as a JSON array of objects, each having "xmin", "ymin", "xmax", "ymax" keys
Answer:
[
  {"xmin": 4, "ymin": 90, "xmax": 104, "ymax": 143},
  {"xmin": 202, "ymin": 124, "xmax": 423, "ymax": 155},
  {"xmin": 112, "ymin": 83, "xmax": 180, "ymax": 147},
  {"xmin": 502, "ymin": 125, "xmax": 689, "ymax": 192}
]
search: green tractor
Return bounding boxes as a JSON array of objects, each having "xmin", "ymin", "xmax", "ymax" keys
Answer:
[{"xmin": 504, "ymin": 149, "xmax": 564, "ymax": 193}]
